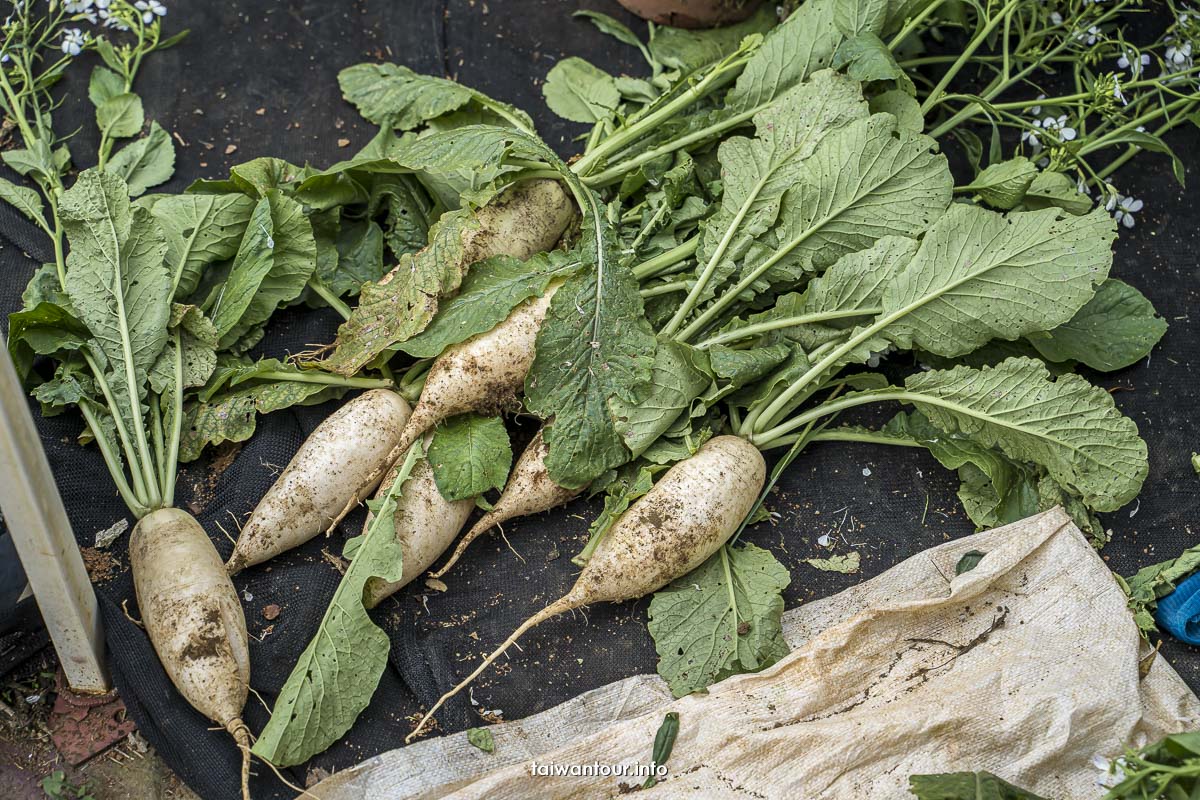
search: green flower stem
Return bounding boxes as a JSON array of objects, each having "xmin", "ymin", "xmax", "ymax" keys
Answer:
[
  {"xmin": 581, "ymin": 106, "xmax": 758, "ymax": 188},
  {"xmin": 308, "ymin": 279, "xmax": 352, "ymax": 320},
  {"xmin": 695, "ymin": 308, "xmax": 881, "ymax": 350},
  {"xmin": 746, "ymin": 390, "xmax": 907, "ymax": 448},
  {"xmin": 920, "ymin": 0, "xmax": 1022, "ymax": 115},
  {"xmin": 1079, "ymin": 96, "xmax": 1196, "ymax": 157},
  {"xmin": 639, "ymin": 280, "xmax": 688, "ymax": 298},
  {"xmin": 631, "ymin": 236, "xmax": 699, "ymax": 281},
  {"xmin": 1097, "ymin": 101, "xmax": 1199, "ymax": 180},
  {"xmin": 924, "ymin": 2, "xmax": 1147, "ymax": 138},
  {"xmin": 47, "ymin": 199, "xmax": 68, "ymax": 288},
  {"xmin": 572, "ymin": 50, "xmax": 754, "ymax": 178},
  {"xmin": 887, "ymin": 0, "xmax": 953, "ymax": 50},
  {"xmin": 899, "ymin": 54, "xmax": 1076, "ymax": 68},
  {"xmin": 249, "ymin": 370, "xmax": 394, "ymax": 390}
]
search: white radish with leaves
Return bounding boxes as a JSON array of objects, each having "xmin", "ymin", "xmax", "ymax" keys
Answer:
[
  {"xmin": 431, "ymin": 429, "xmax": 580, "ymax": 579},
  {"xmin": 321, "ymin": 178, "xmax": 576, "ymax": 376},
  {"xmin": 408, "ymin": 435, "xmax": 765, "ymax": 740},
  {"xmin": 226, "ymin": 389, "xmax": 412, "ymax": 575},
  {"xmin": 130, "ymin": 508, "xmax": 253, "ymax": 799},
  {"xmin": 354, "ymin": 283, "xmax": 563, "ymax": 518},
  {"xmin": 362, "ymin": 444, "xmax": 475, "ymax": 608}
]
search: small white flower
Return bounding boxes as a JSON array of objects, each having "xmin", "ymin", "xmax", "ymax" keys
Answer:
[
  {"xmin": 65, "ymin": 0, "xmax": 94, "ymax": 13},
  {"xmin": 1021, "ymin": 127, "xmax": 1041, "ymax": 150},
  {"xmin": 1166, "ymin": 40, "xmax": 1193, "ymax": 68},
  {"xmin": 1041, "ymin": 114, "xmax": 1077, "ymax": 142},
  {"xmin": 1112, "ymin": 76, "xmax": 1127, "ymax": 105},
  {"xmin": 1027, "ymin": 93, "xmax": 1046, "ymax": 117},
  {"xmin": 1118, "ymin": 51, "xmax": 1150, "ymax": 78},
  {"xmin": 1111, "ymin": 194, "xmax": 1143, "ymax": 228},
  {"xmin": 1092, "ymin": 754, "xmax": 1127, "ymax": 788},
  {"xmin": 60, "ymin": 28, "xmax": 86, "ymax": 56},
  {"xmin": 134, "ymin": 0, "xmax": 166, "ymax": 23},
  {"xmin": 1049, "ymin": 11, "xmax": 1062, "ymax": 25}
]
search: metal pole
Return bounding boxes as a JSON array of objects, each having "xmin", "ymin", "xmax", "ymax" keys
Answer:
[{"xmin": 0, "ymin": 333, "xmax": 108, "ymax": 692}]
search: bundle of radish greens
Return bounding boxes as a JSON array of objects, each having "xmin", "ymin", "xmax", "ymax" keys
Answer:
[{"xmin": 2, "ymin": 0, "xmax": 1195, "ymax": 782}]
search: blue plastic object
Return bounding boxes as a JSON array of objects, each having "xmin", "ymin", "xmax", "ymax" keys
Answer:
[{"xmin": 1153, "ymin": 570, "xmax": 1200, "ymax": 645}]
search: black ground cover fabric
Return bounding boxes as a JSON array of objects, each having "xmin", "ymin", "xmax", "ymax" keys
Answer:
[{"xmin": 1, "ymin": 2, "xmax": 1199, "ymax": 798}]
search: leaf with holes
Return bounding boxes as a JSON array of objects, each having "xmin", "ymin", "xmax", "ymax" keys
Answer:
[{"xmin": 648, "ymin": 542, "xmax": 790, "ymax": 698}]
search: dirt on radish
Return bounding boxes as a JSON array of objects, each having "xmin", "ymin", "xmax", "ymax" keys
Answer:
[
  {"xmin": 408, "ymin": 435, "xmax": 765, "ymax": 740},
  {"xmin": 226, "ymin": 389, "xmax": 413, "ymax": 575}
]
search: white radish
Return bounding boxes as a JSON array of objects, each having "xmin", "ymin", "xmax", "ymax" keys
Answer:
[
  {"xmin": 430, "ymin": 429, "xmax": 580, "ymax": 579},
  {"xmin": 362, "ymin": 442, "xmax": 475, "ymax": 608},
  {"xmin": 369, "ymin": 179, "xmax": 573, "ymax": 292},
  {"xmin": 225, "ymin": 388, "xmax": 412, "ymax": 575},
  {"xmin": 456, "ymin": 178, "xmax": 575, "ymax": 266},
  {"xmin": 129, "ymin": 508, "xmax": 253, "ymax": 799},
  {"xmin": 336, "ymin": 282, "xmax": 564, "ymax": 531},
  {"xmin": 397, "ymin": 282, "xmax": 562, "ymax": 455},
  {"xmin": 408, "ymin": 435, "xmax": 765, "ymax": 741}
]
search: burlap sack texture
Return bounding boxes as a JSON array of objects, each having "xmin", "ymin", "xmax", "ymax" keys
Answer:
[{"xmin": 312, "ymin": 507, "xmax": 1200, "ymax": 799}]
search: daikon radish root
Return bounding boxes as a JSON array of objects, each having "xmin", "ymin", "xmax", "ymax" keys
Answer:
[
  {"xmin": 408, "ymin": 435, "xmax": 765, "ymax": 741},
  {"xmin": 333, "ymin": 283, "xmax": 564, "ymax": 534},
  {"xmin": 226, "ymin": 389, "xmax": 412, "ymax": 575},
  {"xmin": 458, "ymin": 179, "xmax": 575, "ymax": 266},
  {"xmin": 130, "ymin": 508, "xmax": 253, "ymax": 800},
  {"xmin": 431, "ymin": 429, "xmax": 580, "ymax": 579},
  {"xmin": 395, "ymin": 282, "xmax": 562, "ymax": 454},
  {"xmin": 362, "ymin": 441, "xmax": 475, "ymax": 608}
]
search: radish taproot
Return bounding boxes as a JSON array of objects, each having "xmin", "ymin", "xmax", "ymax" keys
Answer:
[
  {"xmin": 408, "ymin": 435, "xmax": 765, "ymax": 740},
  {"xmin": 130, "ymin": 508, "xmax": 253, "ymax": 799},
  {"xmin": 396, "ymin": 282, "xmax": 562, "ymax": 453},
  {"xmin": 361, "ymin": 440, "xmax": 475, "ymax": 608},
  {"xmin": 337, "ymin": 282, "xmax": 565, "ymax": 532},
  {"xmin": 457, "ymin": 179, "xmax": 575, "ymax": 265},
  {"xmin": 225, "ymin": 388, "xmax": 412, "ymax": 575},
  {"xmin": 430, "ymin": 429, "xmax": 580, "ymax": 579}
]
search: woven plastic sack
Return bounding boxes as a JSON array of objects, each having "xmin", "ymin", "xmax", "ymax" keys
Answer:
[{"xmin": 312, "ymin": 507, "xmax": 1200, "ymax": 799}]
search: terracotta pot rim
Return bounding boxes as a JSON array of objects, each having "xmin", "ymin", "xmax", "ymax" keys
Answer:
[{"xmin": 615, "ymin": 0, "xmax": 766, "ymax": 30}]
